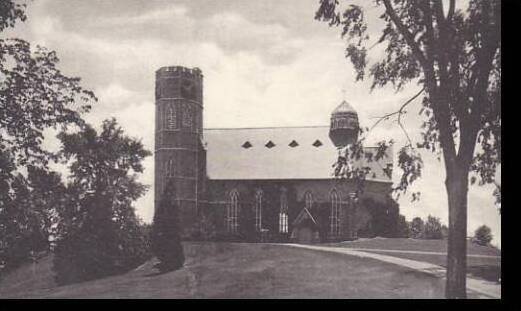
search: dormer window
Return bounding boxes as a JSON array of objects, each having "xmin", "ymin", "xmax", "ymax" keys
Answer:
[
  {"xmin": 265, "ymin": 141, "xmax": 275, "ymax": 148},
  {"xmin": 289, "ymin": 140, "xmax": 299, "ymax": 147},
  {"xmin": 312, "ymin": 139, "xmax": 323, "ymax": 147},
  {"xmin": 242, "ymin": 141, "xmax": 252, "ymax": 149}
]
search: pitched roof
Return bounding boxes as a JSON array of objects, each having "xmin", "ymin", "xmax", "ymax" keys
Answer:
[
  {"xmin": 333, "ymin": 100, "xmax": 357, "ymax": 114},
  {"xmin": 203, "ymin": 126, "xmax": 393, "ymax": 182},
  {"xmin": 293, "ymin": 208, "xmax": 318, "ymax": 227}
]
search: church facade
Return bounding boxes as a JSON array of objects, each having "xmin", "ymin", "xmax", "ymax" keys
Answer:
[{"xmin": 154, "ymin": 66, "xmax": 395, "ymax": 244}]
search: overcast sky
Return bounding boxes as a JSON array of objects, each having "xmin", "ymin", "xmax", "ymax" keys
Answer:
[{"xmin": 5, "ymin": 0, "xmax": 500, "ymax": 246}]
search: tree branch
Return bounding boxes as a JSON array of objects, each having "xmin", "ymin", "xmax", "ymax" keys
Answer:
[
  {"xmin": 368, "ymin": 87, "xmax": 425, "ymax": 147},
  {"xmin": 381, "ymin": 0, "xmax": 429, "ymax": 71}
]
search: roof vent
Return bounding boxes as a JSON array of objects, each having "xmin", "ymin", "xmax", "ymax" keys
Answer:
[
  {"xmin": 289, "ymin": 140, "xmax": 299, "ymax": 147},
  {"xmin": 312, "ymin": 139, "xmax": 323, "ymax": 147},
  {"xmin": 265, "ymin": 141, "xmax": 275, "ymax": 148},
  {"xmin": 242, "ymin": 141, "xmax": 252, "ymax": 149}
]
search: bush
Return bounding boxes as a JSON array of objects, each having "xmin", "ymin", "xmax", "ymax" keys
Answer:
[
  {"xmin": 396, "ymin": 215, "xmax": 410, "ymax": 238},
  {"xmin": 151, "ymin": 180, "xmax": 185, "ymax": 272},
  {"xmin": 441, "ymin": 224, "xmax": 449, "ymax": 239},
  {"xmin": 424, "ymin": 215, "xmax": 443, "ymax": 239},
  {"xmin": 185, "ymin": 212, "xmax": 217, "ymax": 241},
  {"xmin": 474, "ymin": 225, "xmax": 493, "ymax": 246},
  {"xmin": 410, "ymin": 217, "xmax": 425, "ymax": 239},
  {"xmin": 53, "ymin": 195, "xmax": 151, "ymax": 285},
  {"xmin": 360, "ymin": 197, "xmax": 401, "ymax": 238}
]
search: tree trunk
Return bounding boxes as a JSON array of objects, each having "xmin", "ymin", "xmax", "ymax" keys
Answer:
[{"xmin": 445, "ymin": 167, "xmax": 469, "ymax": 299}]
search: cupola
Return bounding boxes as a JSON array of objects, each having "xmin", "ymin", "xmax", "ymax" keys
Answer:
[{"xmin": 329, "ymin": 100, "xmax": 359, "ymax": 147}]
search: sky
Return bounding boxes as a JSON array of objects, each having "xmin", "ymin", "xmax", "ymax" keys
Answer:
[{"xmin": 5, "ymin": 0, "xmax": 500, "ymax": 246}]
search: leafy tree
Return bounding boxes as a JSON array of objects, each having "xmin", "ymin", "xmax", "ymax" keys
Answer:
[
  {"xmin": 0, "ymin": 163, "xmax": 67, "ymax": 273},
  {"xmin": 360, "ymin": 197, "xmax": 401, "ymax": 237},
  {"xmin": 151, "ymin": 179, "xmax": 185, "ymax": 272},
  {"xmin": 410, "ymin": 217, "xmax": 425, "ymax": 239},
  {"xmin": 316, "ymin": 0, "xmax": 500, "ymax": 298},
  {"xmin": 424, "ymin": 215, "xmax": 443, "ymax": 239},
  {"xmin": 473, "ymin": 225, "xmax": 492, "ymax": 246},
  {"xmin": 53, "ymin": 119, "xmax": 151, "ymax": 284},
  {"xmin": 1, "ymin": 0, "xmax": 96, "ymax": 272}
]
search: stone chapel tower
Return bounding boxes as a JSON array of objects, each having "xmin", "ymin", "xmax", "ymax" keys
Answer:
[{"xmin": 155, "ymin": 66, "xmax": 204, "ymax": 233}]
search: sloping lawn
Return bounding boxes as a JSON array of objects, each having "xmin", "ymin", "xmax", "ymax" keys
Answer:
[
  {"xmin": 328, "ymin": 238, "xmax": 501, "ymax": 283},
  {"xmin": 0, "ymin": 242, "xmax": 463, "ymax": 299}
]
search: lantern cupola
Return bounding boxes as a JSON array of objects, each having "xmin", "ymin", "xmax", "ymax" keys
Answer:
[{"xmin": 329, "ymin": 100, "xmax": 359, "ymax": 147}]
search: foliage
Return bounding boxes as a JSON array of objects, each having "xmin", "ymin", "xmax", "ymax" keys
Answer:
[
  {"xmin": 0, "ymin": 165, "xmax": 66, "ymax": 273},
  {"xmin": 410, "ymin": 217, "xmax": 424, "ymax": 239},
  {"xmin": 316, "ymin": 0, "xmax": 500, "ymax": 298},
  {"xmin": 424, "ymin": 215, "xmax": 443, "ymax": 239},
  {"xmin": 151, "ymin": 180, "xmax": 185, "ymax": 272},
  {"xmin": 360, "ymin": 197, "xmax": 401, "ymax": 238},
  {"xmin": 396, "ymin": 214, "xmax": 410, "ymax": 238},
  {"xmin": 441, "ymin": 224, "xmax": 449, "ymax": 239},
  {"xmin": 186, "ymin": 210, "xmax": 218, "ymax": 241},
  {"xmin": 0, "ymin": 0, "xmax": 26, "ymax": 32},
  {"xmin": 473, "ymin": 225, "xmax": 493, "ymax": 246},
  {"xmin": 0, "ymin": 0, "xmax": 96, "ymax": 274},
  {"xmin": 53, "ymin": 119, "xmax": 151, "ymax": 284}
]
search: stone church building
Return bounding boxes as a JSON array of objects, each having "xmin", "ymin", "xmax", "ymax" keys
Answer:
[{"xmin": 154, "ymin": 66, "xmax": 395, "ymax": 244}]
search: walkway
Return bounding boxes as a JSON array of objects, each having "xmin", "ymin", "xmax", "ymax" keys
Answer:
[
  {"xmin": 340, "ymin": 247, "xmax": 500, "ymax": 259},
  {"xmin": 280, "ymin": 243, "xmax": 501, "ymax": 299}
]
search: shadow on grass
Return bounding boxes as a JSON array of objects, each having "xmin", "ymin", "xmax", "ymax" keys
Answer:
[{"xmin": 467, "ymin": 265, "xmax": 501, "ymax": 283}]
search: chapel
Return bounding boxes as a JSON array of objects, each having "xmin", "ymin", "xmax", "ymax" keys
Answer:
[{"xmin": 154, "ymin": 66, "xmax": 395, "ymax": 243}]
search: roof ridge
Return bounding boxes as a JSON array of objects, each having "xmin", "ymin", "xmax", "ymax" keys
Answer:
[{"xmin": 203, "ymin": 125, "xmax": 329, "ymax": 130}]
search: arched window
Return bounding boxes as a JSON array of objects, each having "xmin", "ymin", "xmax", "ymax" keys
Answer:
[
  {"xmin": 305, "ymin": 191, "xmax": 313, "ymax": 210},
  {"xmin": 166, "ymin": 104, "xmax": 176, "ymax": 129},
  {"xmin": 279, "ymin": 188, "xmax": 288, "ymax": 233},
  {"xmin": 167, "ymin": 157, "xmax": 175, "ymax": 177},
  {"xmin": 182, "ymin": 104, "xmax": 192, "ymax": 128},
  {"xmin": 162, "ymin": 160, "xmax": 169, "ymax": 194},
  {"xmin": 330, "ymin": 190, "xmax": 341, "ymax": 236},
  {"xmin": 227, "ymin": 190, "xmax": 239, "ymax": 233},
  {"xmin": 254, "ymin": 189, "xmax": 263, "ymax": 232}
]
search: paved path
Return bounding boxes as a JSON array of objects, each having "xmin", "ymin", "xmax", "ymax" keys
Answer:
[
  {"xmin": 280, "ymin": 243, "xmax": 501, "ymax": 299},
  {"xmin": 340, "ymin": 248, "xmax": 500, "ymax": 259}
]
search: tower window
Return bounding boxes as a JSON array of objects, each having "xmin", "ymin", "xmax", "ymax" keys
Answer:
[
  {"xmin": 182, "ymin": 104, "xmax": 193, "ymax": 128},
  {"xmin": 166, "ymin": 104, "xmax": 177, "ymax": 129},
  {"xmin": 312, "ymin": 139, "xmax": 323, "ymax": 147},
  {"xmin": 167, "ymin": 157, "xmax": 175, "ymax": 176},
  {"xmin": 265, "ymin": 141, "xmax": 275, "ymax": 148},
  {"xmin": 288, "ymin": 140, "xmax": 299, "ymax": 147},
  {"xmin": 242, "ymin": 141, "xmax": 253, "ymax": 149}
]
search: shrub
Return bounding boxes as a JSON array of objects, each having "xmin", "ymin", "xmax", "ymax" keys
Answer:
[
  {"xmin": 361, "ymin": 197, "xmax": 401, "ymax": 238},
  {"xmin": 441, "ymin": 224, "xmax": 449, "ymax": 239},
  {"xmin": 151, "ymin": 180, "xmax": 185, "ymax": 272},
  {"xmin": 186, "ymin": 211, "xmax": 217, "ymax": 241},
  {"xmin": 474, "ymin": 225, "xmax": 493, "ymax": 246},
  {"xmin": 424, "ymin": 215, "xmax": 443, "ymax": 239},
  {"xmin": 53, "ymin": 194, "xmax": 151, "ymax": 285},
  {"xmin": 396, "ymin": 215, "xmax": 410, "ymax": 238},
  {"xmin": 410, "ymin": 217, "xmax": 425, "ymax": 239}
]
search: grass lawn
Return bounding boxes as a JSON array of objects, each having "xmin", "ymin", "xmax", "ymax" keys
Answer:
[
  {"xmin": 327, "ymin": 238, "xmax": 501, "ymax": 283},
  {"xmin": 0, "ymin": 242, "xmax": 470, "ymax": 299}
]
